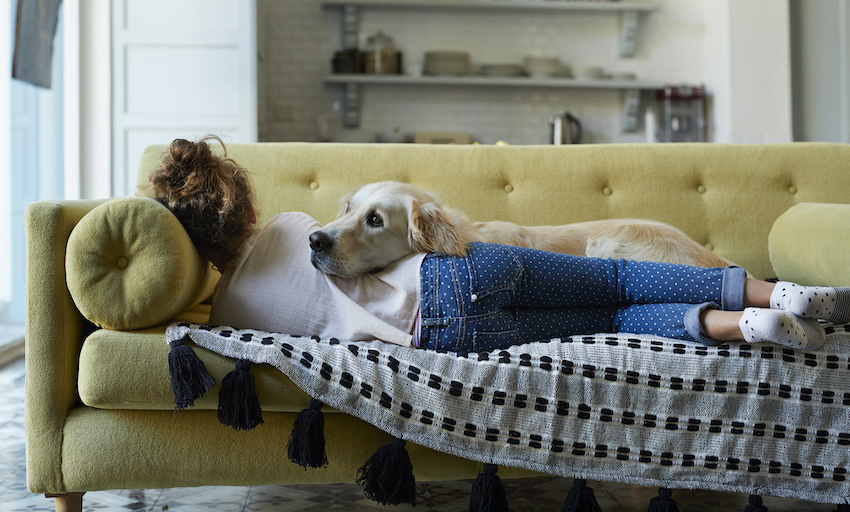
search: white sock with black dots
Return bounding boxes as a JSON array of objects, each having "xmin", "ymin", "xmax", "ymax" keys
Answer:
[
  {"xmin": 739, "ymin": 308, "xmax": 826, "ymax": 350},
  {"xmin": 770, "ymin": 281, "xmax": 850, "ymax": 324}
]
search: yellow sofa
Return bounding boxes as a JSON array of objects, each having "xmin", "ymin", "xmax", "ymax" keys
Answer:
[{"xmin": 25, "ymin": 142, "xmax": 850, "ymax": 511}]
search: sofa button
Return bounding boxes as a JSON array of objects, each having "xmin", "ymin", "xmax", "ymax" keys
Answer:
[
  {"xmin": 116, "ymin": 256, "xmax": 129, "ymax": 269},
  {"xmin": 504, "ymin": 184, "xmax": 514, "ymax": 193},
  {"xmin": 788, "ymin": 185, "xmax": 797, "ymax": 195},
  {"xmin": 704, "ymin": 243, "xmax": 714, "ymax": 251},
  {"xmin": 310, "ymin": 181, "xmax": 320, "ymax": 190},
  {"xmin": 603, "ymin": 187, "xmax": 613, "ymax": 196},
  {"xmin": 697, "ymin": 185, "xmax": 706, "ymax": 194}
]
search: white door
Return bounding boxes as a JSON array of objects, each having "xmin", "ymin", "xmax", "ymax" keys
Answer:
[{"xmin": 112, "ymin": 0, "xmax": 257, "ymax": 196}]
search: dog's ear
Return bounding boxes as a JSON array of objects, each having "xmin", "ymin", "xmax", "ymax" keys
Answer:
[
  {"xmin": 335, "ymin": 189, "xmax": 357, "ymax": 219},
  {"xmin": 408, "ymin": 198, "xmax": 468, "ymax": 257}
]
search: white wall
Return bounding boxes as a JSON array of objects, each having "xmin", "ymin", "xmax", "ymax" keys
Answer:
[
  {"xmin": 79, "ymin": 0, "xmax": 111, "ymax": 199},
  {"xmin": 705, "ymin": 0, "xmax": 792, "ymax": 143},
  {"xmin": 257, "ymin": 0, "xmax": 792, "ymax": 145},
  {"xmin": 791, "ymin": 0, "xmax": 849, "ymax": 142},
  {"xmin": 62, "ymin": 0, "xmax": 112, "ymax": 201}
]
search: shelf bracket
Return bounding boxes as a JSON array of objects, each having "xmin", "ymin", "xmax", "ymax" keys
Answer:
[
  {"xmin": 618, "ymin": 10, "xmax": 640, "ymax": 58},
  {"xmin": 342, "ymin": 4, "xmax": 359, "ymax": 49},
  {"xmin": 338, "ymin": 4, "xmax": 362, "ymax": 127},
  {"xmin": 620, "ymin": 88, "xmax": 641, "ymax": 133},
  {"xmin": 343, "ymin": 83, "xmax": 361, "ymax": 128}
]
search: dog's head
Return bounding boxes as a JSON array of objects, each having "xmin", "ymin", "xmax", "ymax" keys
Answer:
[{"xmin": 309, "ymin": 181, "xmax": 468, "ymax": 277}]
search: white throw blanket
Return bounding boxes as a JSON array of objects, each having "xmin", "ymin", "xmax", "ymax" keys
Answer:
[{"xmin": 166, "ymin": 322, "xmax": 850, "ymax": 505}]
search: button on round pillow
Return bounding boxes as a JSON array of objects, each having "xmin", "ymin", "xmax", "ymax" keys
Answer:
[{"xmin": 66, "ymin": 197, "xmax": 218, "ymax": 330}]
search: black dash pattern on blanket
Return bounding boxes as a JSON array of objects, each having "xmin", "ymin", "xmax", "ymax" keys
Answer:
[{"xmin": 165, "ymin": 322, "xmax": 850, "ymax": 505}]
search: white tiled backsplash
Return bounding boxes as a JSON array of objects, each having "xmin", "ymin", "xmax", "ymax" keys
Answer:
[{"xmin": 256, "ymin": 0, "xmax": 708, "ymax": 145}]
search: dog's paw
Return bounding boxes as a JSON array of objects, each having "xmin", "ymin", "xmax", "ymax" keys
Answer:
[{"xmin": 585, "ymin": 237, "xmax": 622, "ymax": 259}]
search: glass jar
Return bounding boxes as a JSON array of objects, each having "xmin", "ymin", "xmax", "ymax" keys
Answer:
[{"xmin": 363, "ymin": 31, "xmax": 398, "ymax": 75}]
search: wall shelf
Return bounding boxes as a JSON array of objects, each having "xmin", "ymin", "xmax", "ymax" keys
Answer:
[
  {"xmin": 322, "ymin": 0, "xmax": 659, "ymax": 58},
  {"xmin": 323, "ymin": 0, "xmax": 662, "ymax": 130},
  {"xmin": 324, "ymin": 73, "xmax": 665, "ymax": 90},
  {"xmin": 321, "ymin": 0, "xmax": 660, "ymax": 14}
]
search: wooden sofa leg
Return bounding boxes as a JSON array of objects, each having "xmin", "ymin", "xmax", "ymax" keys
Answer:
[{"xmin": 45, "ymin": 492, "xmax": 85, "ymax": 512}]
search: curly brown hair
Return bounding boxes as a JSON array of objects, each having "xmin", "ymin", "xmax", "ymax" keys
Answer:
[{"xmin": 148, "ymin": 135, "xmax": 255, "ymax": 271}]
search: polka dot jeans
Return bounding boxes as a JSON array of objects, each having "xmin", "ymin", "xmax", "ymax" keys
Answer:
[{"xmin": 419, "ymin": 242, "xmax": 747, "ymax": 352}]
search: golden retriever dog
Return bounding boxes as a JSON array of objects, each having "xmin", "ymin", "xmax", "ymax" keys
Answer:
[{"xmin": 308, "ymin": 181, "xmax": 736, "ymax": 277}]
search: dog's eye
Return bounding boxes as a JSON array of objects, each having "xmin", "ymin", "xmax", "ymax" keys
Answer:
[
  {"xmin": 344, "ymin": 203, "xmax": 350, "ymax": 214},
  {"xmin": 367, "ymin": 212, "xmax": 383, "ymax": 228}
]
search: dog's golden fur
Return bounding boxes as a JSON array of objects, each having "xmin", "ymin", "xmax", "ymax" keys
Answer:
[{"xmin": 309, "ymin": 181, "xmax": 736, "ymax": 277}]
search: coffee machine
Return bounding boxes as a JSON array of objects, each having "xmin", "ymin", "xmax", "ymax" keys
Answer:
[
  {"xmin": 549, "ymin": 112, "xmax": 582, "ymax": 145},
  {"xmin": 655, "ymin": 85, "xmax": 705, "ymax": 143}
]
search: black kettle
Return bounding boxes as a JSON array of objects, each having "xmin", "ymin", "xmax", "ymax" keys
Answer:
[{"xmin": 549, "ymin": 112, "xmax": 582, "ymax": 144}]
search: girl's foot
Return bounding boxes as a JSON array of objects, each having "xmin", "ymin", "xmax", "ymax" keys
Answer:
[
  {"xmin": 739, "ymin": 307, "xmax": 826, "ymax": 350},
  {"xmin": 770, "ymin": 282, "xmax": 850, "ymax": 323}
]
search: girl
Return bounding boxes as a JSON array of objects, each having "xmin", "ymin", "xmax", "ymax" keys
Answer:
[{"xmin": 149, "ymin": 137, "xmax": 848, "ymax": 353}]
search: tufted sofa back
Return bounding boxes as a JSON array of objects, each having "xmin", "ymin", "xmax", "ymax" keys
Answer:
[{"xmin": 137, "ymin": 142, "xmax": 850, "ymax": 280}]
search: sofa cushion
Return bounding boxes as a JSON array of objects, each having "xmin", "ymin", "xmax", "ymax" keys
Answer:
[
  {"xmin": 66, "ymin": 197, "xmax": 219, "ymax": 330},
  {"xmin": 769, "ymin": 202, "xmax": 850, "ymax": 286},
  {"xmin": 77, "ymin": 306, "xmax": 320, "ymax": 412}
]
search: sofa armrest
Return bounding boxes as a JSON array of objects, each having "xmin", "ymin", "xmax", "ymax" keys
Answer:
[
  {"xmin": 768, "ymin": 202, "xmax": 850, "ymax": 286},
  {"xmin": 24, "ymin": 198, "xmax": 108, "ymax": 494}
]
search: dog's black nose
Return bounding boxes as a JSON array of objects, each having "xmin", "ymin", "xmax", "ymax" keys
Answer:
[{"xmin": 309, "ymin": 231, "xmax": 333, "ymax": 253}]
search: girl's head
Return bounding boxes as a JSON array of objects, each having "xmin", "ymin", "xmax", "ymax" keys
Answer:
[{"xmin": 149, "ymin": 135, "xmax": 256, "ymax": 271}]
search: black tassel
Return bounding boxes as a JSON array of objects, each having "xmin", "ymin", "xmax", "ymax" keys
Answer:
[
  {"xmin": 287, "ymin": 398, "xmax": 328, "ymax": 468},
  {"xmin": 561, "ymin": 479, "xmax": 602, "ymax": 512},
  {"xmin": 356, "ymin": 438, "xmax": 417, "ymax": 506},
  {"xmin": 744, "ymin": 495, "xmax": 768, "ymax": 512},
  {"xmin": 168, "ymin": 335, "xmax": 215, "ymax": 411},
  {"xmin": 469, "ymin": 463, "xmax": 509, "ymax": 512},
  {"xmin": 217, "ymin": 359, "xmax": 264, "ymax": 431},
  {"xmin": 647, "ymin": 488, "xmax": 679, "ymax": 512}
]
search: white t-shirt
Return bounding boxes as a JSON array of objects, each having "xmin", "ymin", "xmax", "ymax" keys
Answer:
[{"xmin": 209, "ymin": 212, "xmax": 425, "ymax": 347}]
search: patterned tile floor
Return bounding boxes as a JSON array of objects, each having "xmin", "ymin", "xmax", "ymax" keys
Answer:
[
  {"xmin": 0, "ymin": 355, "xmax": 841, "ymax": 512},
  {"xmin": 0, "ymin": 323, "xmax": 25, "ymax": 367}
]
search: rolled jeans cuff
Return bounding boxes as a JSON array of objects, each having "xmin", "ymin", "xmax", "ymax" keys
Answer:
[
  {"xmin": 684, "ymin": 302, "xmax": 722, "ymax": 345},
  {"xmin": 721, "ymin": 266, "xmax": 747, "ymax": 311}
]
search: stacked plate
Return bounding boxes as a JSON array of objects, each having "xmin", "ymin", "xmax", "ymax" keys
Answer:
[
  {"xmin": 480, "ymin": 63, "xmax": 525, "ymax": 77},
  {"xmin": 574, "ymin": 66, "xmax": 605, "ymax": 80},
  {"xmin": 424, "ymin": 51, "xmax": 471, "ymax": 76},
  {"xmin": 611, "ymin": 72, "xmax": 637, "ymax": 81},
  {"xmin": 524, "ymin": 57, "xmax": 570, "ymax": 78}
]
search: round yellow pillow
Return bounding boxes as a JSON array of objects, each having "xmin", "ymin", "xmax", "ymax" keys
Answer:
[
  {"xmin": 769, "ymin": 202, "xmax": 850, "ymax": 287},
  {"xmin": 66, "ymin": 197, "xmax": 218, "ymax": 330}
]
